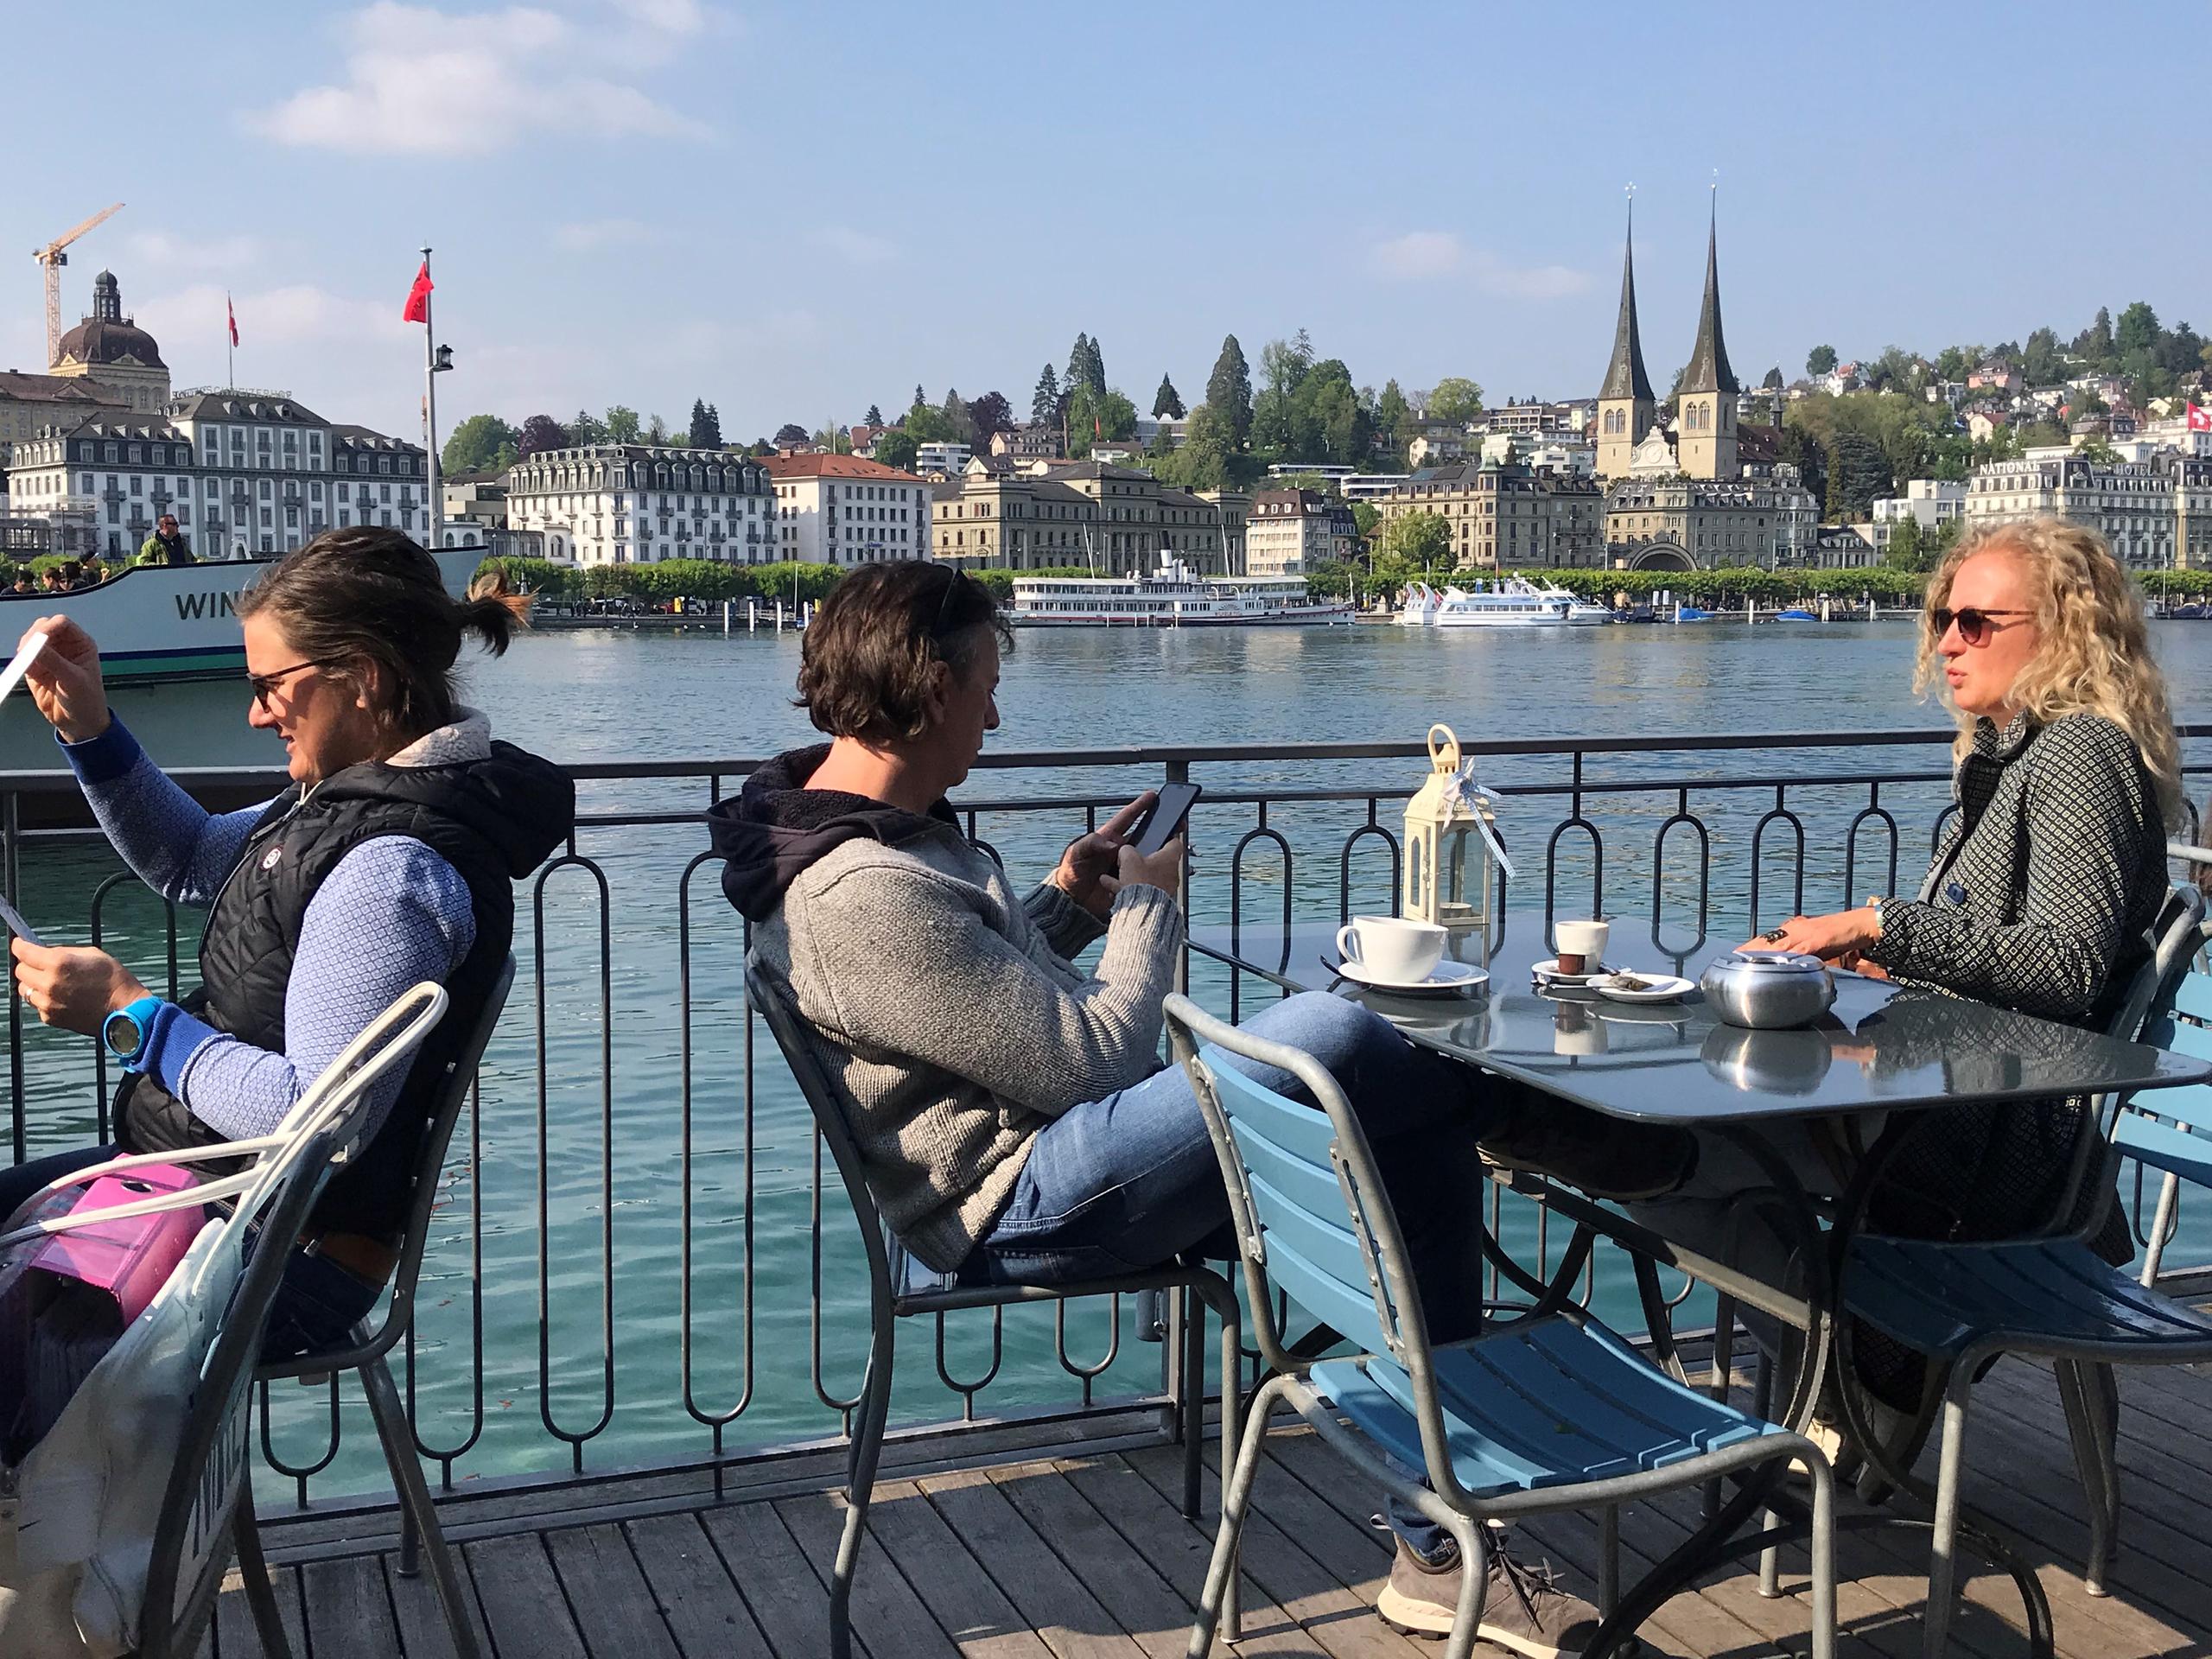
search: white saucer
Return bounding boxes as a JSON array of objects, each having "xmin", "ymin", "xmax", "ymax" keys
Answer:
[
  {"xmin": 1531, "ymin": 958, "xmax": 1617, "ymax": 988},
  {"xmin": 1333, "ymin": 957, "xmax": 1490, "ymax": 999},
  {"xmin": 1587, "ymin": 972, "xmax": 1696, "ymax": 1004}
]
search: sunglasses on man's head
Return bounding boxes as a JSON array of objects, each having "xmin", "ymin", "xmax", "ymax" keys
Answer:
[{"xmin": 1928, "ymin": 607, "xmax": 2032, "ymax": 646}]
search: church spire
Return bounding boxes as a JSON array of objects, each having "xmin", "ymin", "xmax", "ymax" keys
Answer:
[
  {"xmin": 1680, "ymin": 193, "xmax": 1738, "ymax": 396},
  {"xmin": 1599, "ymin": 199, "xmax": 1653, "ymax": 403}
]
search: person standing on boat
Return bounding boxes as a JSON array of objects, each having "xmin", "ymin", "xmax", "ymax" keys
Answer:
[
  {"xmin": 137, "ymin": 512, "xmax": 195, "ymax": 566},
  {"xmin": 2, "ymin": 527, "xmax": 574, "ymax": 1359}
]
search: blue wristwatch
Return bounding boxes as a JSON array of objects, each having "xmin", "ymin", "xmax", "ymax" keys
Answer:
[{"xmin": 102, "ymin": 995, "xmax": 166, "ymax": 1071}]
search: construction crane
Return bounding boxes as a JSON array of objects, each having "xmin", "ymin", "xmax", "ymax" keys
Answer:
[{"xmin": 34, "ymin": 202, "xmax": 124, "ymax": 368}]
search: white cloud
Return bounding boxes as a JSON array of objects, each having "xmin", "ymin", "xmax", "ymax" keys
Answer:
[
  {"xmin": 1368, "ymin": 231, "xmax": 1591, "ymax": 300},
  {"xmin": 248, "ymin": 3, "xmax": 711, "ymax": 156},
  {"xmin": 124, "ymin": 231, "xmax": 265, "ymax": 273},
  {"xmin": 553, "ymin": 218, "xmax": 649, "ymax": 251},
  {"xmin": 807, "ymin": 226, "xmax": 899, "ymax": 267}
]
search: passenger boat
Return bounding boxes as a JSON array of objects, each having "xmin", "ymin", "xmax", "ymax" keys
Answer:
[
  {"xmin": 1397, "ymin": 578, "xmax": 1613, "ymax": 629},
  {"xmin": 0, "ymin": 546, "xmax": 486, "ymax": 686},
  {"xmin": 1007, "ymin": 560, "xmax": 1352, "ymax": 627}
]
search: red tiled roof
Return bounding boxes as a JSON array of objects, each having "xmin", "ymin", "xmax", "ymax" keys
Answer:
[{"xmin": 759, "ymin": 453, "xmax": 925, "ymax": 482}]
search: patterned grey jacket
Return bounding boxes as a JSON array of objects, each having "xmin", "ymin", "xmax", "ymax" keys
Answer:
[
  {"xmin": 1858, "ymin": 709, "xmax": 2166, "ymax": 1254},
  {"xmin": 1866, "ymin": 710, "xmax": 2164, "ymax": 1027}
]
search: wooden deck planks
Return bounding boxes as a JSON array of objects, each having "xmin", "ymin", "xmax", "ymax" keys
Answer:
[{"xmin": 257, "ymin": 1361, "xmax": 2212, "ymax": 1659}]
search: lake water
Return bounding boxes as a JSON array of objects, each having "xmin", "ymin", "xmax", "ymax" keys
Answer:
[{"xmin": 13, "ymin": 618, "xmax": 2212, "ymax": 1497}]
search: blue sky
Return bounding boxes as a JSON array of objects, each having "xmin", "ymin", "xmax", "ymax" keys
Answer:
[{"xmin": 7, "ymin": 2, "xmax": 2208, "ymax": 445}]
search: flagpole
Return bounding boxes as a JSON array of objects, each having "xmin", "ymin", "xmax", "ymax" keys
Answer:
[
  {"xmin": 421, "ymin": 246, "xmax": 443, "ymax": 554},
  {"xmin": 226, "ymin": 291, "xmax": 234, "ymax": 391}
]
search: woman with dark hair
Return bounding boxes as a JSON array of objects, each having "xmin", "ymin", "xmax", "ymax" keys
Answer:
[{"xmin": 4, "ymin": 527, "xmax": 574, "ymax": 1357}]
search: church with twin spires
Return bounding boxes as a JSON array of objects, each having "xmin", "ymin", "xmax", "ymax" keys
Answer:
[{"xmin": 1593, "ymin": 203, "xmax": 1816, "ymax": 569}]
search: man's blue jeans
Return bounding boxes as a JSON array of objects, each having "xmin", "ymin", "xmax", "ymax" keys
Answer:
[{"xmin": 963, "ymin": 991, "xmax": 1495, "ymax": 1564}]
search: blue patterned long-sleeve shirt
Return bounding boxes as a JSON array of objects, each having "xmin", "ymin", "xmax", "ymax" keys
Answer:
[{"xmin": 62, "ymin": 718, "xmax": 477, "ymax": 1144}]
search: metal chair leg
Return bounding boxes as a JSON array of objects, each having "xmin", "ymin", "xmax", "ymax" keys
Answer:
[
  {"xmin": 1923, "ymin": 1389, "xmax": 1974, "ymax": 1659},
  {"xmin": 832, "ymin": 1328, "xmax": 896, "ymax": 1659},
  {"xmin": 1187, "ymin": 1372, "xmax": 1283, "ymax": 1658},
  {"xmin": 1442, "ymin": 1515, "xmax": 1490, "ymax": 1659},
  {"xmin": 2140, "ymin": 1170, "xmax": 2181, "ymax": 1287},
  {"xmin": 1705, "ymin": 1295, "xmax": 1738, "ymax": 1520},
  {"xmin": 1752, "ymin": 1351, "xmax": 1783, "ymax": 1599},
  {"xmin": 1599, "ymin": 1504, "xmax": 1620, "ymax": 1618},
  {"xmin": 2056, "ymin": 1360, "xmax": 2120, "ymax": 1595},
  {"xmin": 1181, "ymin": 1286, "xmax": 1203, "ymax": 1520},
  {"xmin": 232, "ymin": 1481, "xmax": 295, "ymax": 1659},
  {"xmin": 1215, "ymin": 1291, "xmax": 1242, "ymax": 1643},
  {"xmin": 359, "ymin": 1354, "xmax": 483, "ymax": 1659},
  {"xmin": 1808, "ymin": 1453, "xmax": 1838, "ymax": 1659}
]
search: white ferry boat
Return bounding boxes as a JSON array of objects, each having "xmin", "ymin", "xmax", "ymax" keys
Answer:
[
  {"xmin": 1397, "ymin": 577, "xmax": 1614, "ymax": 628},
  {"xmin": 0, "ymin": 545, "xmax": 485, "ymax": 686},
  {"xmin": 1008, "ymin": 560, "xmax": 1353, "ymax": 627}
]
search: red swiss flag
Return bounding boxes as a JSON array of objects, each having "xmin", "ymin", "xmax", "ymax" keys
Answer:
[
  {"xmin": 2189, "ymin": 403, "xmax": 2211, "ymax": 433},
  {"xmin": 402, "ymin": 261, "xmax": 434, "ymax": 324}
]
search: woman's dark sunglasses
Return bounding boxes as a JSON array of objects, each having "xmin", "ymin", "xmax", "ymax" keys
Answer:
[
  {"xmin": 247, "ymin": 656, "xmax": 344, "ymax": 712},
  {"xmin": 1928, "ymin": 607, "xmax": 2032, "ymax": 646}
]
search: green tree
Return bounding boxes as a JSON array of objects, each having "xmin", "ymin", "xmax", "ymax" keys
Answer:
[
  {"xmin": 1885, "ymin": 513, "xmax": 1926, "ymax": 570},
  {"xmin": 2116, "ymin": 301, "xmax": 2160, "ymax": 358},
  {"xmin": 941, "ymin": 388, "xmax": 973, "ymax": 444},
  {"xmin": 902, "ymin": 401, "xmax": 958, "ymax": 445},
  {"xmin": 1935, "ymin": 346, "xmax": 1975, "ymax": 384},
  {"xmin": 645, "ymin": 412, "xmax": 672, "ymax": 444},
  {"xmin": 1160, "ymin": 403, "xmax": 1237, "ymax": 491},
  {"xmin": 1761, "ymin": 366, "xmax": 1784, "ymax": 391},
  {"xmin": 774, "ymin": 422, "xmax": 812, "ymax": 448},
  {"xmin": 1932, "ymin": 516, "xmax": 1965, "ymax": 558},
  {"xmin": 1806, "ymin": 344, "xmax": 1839, "ymax": 376},
  {"xmin": 1085, "ymin": 337, "xmax": 1106, "ymax": 394},
  {"xmin": 1065, "ymin": 334, "xmax": 1092, "ymax": 396},
  {"xmin": 1425, "ymin": 377, "xmax": 1484, "ymax": 425},
  {"xmin": 1350, "ymin": 501, "xmax": 1380, "ymax": 540},
  {"xmin": 1031, "ymin": 364, "xmax": 1060, "ymax": 428},
  {"xmin": 1824, "ymin": 429, "xmax": 1893, "ymax": 521},
  {"xmin": 2075, "ymin": 307, "xmax": 2115, "ymax": 364},
  {"xmin": 1260, "ymin": 332, "xmax": 1315, "ymax": 401},
  {"xmin": 1374, "ymin": 379, "xmax": 1410, "ymax": 456},
  {"xmin": 518, "ymin": 414, "xmax": 568, "ymax": 457},
  {"xmin": 442, "ymin": 413, "xmax": 518, "ymax": 475},
  {"xmin": 874, "ymin": 428, "xmax": 919, "ymax": 472},
  {"xmin": 2020, "ymin": 327, "xmax": 2062, "ymax": 385},
  {"xmin": 605, "ymin": 406, "xmax": 641, "ymax": 444},
  {"xmin": 688, "ymin": 398, "xmax": 721, "ymax": 448},
  {"xmin": 1153, "ymin": 372, "xmax": 1185, "ymax": 419},
  {"xmin": 812, "ymin": 424, "xmax": 854, "ymax": 454},
  {"xmin": 1381, "ymin": 510, "xmax": 1452, "ymax": 572},
  {"xmin": 1205, "ymin": 335, "xmax": 1254, "ymax": 448},
  {"xmin": 864, "ymin": 403, "xmax": 884, "ymax": 426},
  {"xmin": 1066, "ymin": 385, "xmax": 1137, "ymax": 447}
]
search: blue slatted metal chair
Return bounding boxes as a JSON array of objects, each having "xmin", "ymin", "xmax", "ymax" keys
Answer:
[
  {"xmin": 749, "ymin": 965, "xmax": 1242, "ymax": 1659},
  {"xmin": 1840, "ymin": 885, "xmax": 2212, "ymax": 1656},
  {"xmin": 1165, "ymin": 993, "xmax": 1835, "ymax": 1659},
  {"xmin": 2114, "ymin": 898, "xmax": 2212, "ymax": 1287}
]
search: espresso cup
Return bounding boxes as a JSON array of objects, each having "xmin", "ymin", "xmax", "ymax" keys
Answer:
[
  {"xmin": 1336, "ymin": 915, "xmax": 1446, "ymax": 985},
  {"xmin": 1554, "ymin": 918, "xmax": 1611, "ymax": 976}
]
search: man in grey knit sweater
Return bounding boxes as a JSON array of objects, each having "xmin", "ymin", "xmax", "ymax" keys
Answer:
[{"xmin": 710, "ymin": 563, "xmax": 1604, "ymax": 1655}]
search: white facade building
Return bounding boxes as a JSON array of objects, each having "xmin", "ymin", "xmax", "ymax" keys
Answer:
[
  {"xmin": 1244, "ymin": 488, "xmax": 1335, "ymax": 577},
  {"xmin": 1964, "ymin": 449, "xmax": 2212, "ymax": 569},
  {"xmin": 5, "ymin": 390, "xmax": 426, "ymax": 560},
  {"xmin": 761, "ymin": 454, "xmax": 930, "ymax": 565},
  {"xmin": 505, "ymin": 444, "xmax": 774, "ymax": 566},
  {"xmin": 912, "ymin": 441, "xmax": 972, "ymax": 476},
  {"xmin": 1857, "ymin": 479, "xmax": 1968, "ymax": 552}
]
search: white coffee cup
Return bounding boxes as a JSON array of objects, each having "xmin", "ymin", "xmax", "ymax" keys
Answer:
[
  {"xmin": 1336, "ymin": 915, "xmax": 1446, "ymax": 985},
  {"xmin": 1554, "ymin": 918, "xmax": 1611, "ymax": 976}
]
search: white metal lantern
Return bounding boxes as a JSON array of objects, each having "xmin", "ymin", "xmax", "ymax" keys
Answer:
[{"xmin": 1402, "ymin": 724, "xmax": 1513, "ymax": 932}]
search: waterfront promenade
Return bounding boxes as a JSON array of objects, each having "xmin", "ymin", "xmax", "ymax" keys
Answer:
[{"xmin": 209, "ymin": 1346, "xmax": 2212, "ymax": 1657}]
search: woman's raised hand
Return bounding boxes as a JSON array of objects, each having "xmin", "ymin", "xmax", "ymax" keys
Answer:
[{"xmin": 16, "ymin": 616, "xmax": 109, "ymax": 743}]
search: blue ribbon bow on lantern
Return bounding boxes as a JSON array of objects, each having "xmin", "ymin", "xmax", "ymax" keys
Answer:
[{"xmin": 1447, "ymin": 760, "xmax": 1517, "ymax": 880}]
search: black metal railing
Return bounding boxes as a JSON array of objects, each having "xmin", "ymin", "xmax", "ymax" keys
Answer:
[{"xmin": 5, "ymin": 727, "xmax": 2210, "ymax": 1511}]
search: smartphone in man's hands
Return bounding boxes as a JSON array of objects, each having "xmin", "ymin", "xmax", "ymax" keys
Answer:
[
  {"xmin": 0, "ymin": 894, "xmax": 41, "ymax": 946},
  {"xmin": 1128, "ymin": 783, "xmax": 1202, "ymax": 857}
]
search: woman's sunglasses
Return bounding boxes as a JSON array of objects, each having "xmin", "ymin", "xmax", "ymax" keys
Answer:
[{"xmin": 1927, "ymin": 607, "xmax": 2032, "ymax": 646}]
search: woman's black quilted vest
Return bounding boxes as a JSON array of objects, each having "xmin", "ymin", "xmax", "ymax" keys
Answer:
[{"xmin": 113, "ymin": 742, "xmax": 572, "ymax": 1241}]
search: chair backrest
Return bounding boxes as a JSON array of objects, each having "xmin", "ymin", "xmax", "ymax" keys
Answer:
[
  {"xmin": 745, "ymin": 961, "xmax": 901, "ymax": 1305},
  {"xmin": 139, "ymin": 982, "xmax": 449, "ymax": 1657},
  {"xmin": 2127, "ymin": 934, "xmax": 2212, "ymax": 1135},
  {"xmin": 1161, "ymin": 996, "xmax": 1427, "ymax": 1360},
  {"xmin": 1165, "ymin": 992, "xmax": 1477, "ymax": 1505},
  {"xmin": 257, "ymin": 955, "xmax": 516, "ymax": 1382}
]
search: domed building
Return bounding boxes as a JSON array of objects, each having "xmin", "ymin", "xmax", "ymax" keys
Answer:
[{"xmin": 51, "ymin": 270, "xmax": 169, "ymax": 413}]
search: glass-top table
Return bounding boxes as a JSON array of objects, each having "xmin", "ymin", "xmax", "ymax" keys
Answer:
[{"xmin": 1190, "ymin": 909, "xmax": 2212, "ymax": 1124}]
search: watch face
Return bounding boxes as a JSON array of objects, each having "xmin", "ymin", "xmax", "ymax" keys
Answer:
[{"xmin": 105, "ymin": 1011, "xmax": 143, "ymax": 1058}]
